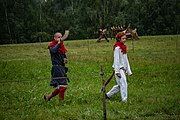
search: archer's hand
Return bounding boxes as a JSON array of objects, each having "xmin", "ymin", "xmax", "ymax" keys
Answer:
[
  {"xmin": 116, "ymin": 73, "xmax": 121, "ymax": 78},
  {"xmin": 64, "ymin": 59, "xmax": 68, "ymax": 63},
  {"xmin": 57, "ymin": 38, "xmax": 61, "ymax": 44}
]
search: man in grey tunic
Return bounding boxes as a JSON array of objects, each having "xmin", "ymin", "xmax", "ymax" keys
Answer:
[{"xmin": 44, "ymin": 32, "xmax": 68, "ymax": 101}]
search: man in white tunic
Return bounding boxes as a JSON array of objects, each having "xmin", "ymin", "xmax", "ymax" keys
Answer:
[{"xmin": 106, "ymin": 32, "xmax": 132, "ymax": 102}]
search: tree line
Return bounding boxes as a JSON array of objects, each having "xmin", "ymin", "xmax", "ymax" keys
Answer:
[{"xmin": 0, "ymin": 0, "xmax": 179, "ymax": 44}]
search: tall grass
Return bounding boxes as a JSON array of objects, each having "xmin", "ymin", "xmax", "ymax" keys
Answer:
[{"xmin": 0, "ymin": 35, "xmax": 179, "ymax": 119}]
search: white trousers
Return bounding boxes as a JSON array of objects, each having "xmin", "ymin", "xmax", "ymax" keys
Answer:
[{"xmin": 106, "ymin": 69, "xmax": 128, "ymax": 102}]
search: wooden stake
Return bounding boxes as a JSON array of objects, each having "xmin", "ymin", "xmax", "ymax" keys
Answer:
[{"xmin": 101, "ymin": 66, "xmax": 106, "ymax": 120}]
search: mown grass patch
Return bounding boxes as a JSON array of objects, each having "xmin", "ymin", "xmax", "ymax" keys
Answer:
[{"xmin": 0, "ymin": 35, "xmax": 180, "ymax": 119}]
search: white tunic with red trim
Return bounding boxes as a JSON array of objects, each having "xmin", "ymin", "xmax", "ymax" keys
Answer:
[{"xmin": 112, "ymin": 46, "xmax": 132, "ymax": 76}]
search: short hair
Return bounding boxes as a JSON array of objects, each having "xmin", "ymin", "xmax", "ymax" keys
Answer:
[
  {"xmin": 54, "ymin": 32, "xmax": 62, "ymax": 37},
  {"xmin": 115, "ymin": 32, "xmax": 126, "ymax": 41}
]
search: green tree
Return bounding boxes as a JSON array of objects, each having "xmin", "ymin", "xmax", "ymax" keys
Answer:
[{"xmin": 0, "ymin": 0, "xmax": 178, "ymax": 44}]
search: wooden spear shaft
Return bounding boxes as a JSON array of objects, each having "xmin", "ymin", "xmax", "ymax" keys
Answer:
[{"xmin": 101, "ymin": 66, "xmax": 106, "ymax": 120}]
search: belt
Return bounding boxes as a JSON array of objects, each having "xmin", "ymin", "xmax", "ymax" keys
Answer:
[
  {"xmin": 53, "ymin": 64, "xmax": 64, "ymax": 68},
  {"xmin": 120, "ymin": 67, "xmax": 125, "ymax": 70},
  {"xmin": 120, "ymin": 67, "xmax": 126, "ymax": 72}
]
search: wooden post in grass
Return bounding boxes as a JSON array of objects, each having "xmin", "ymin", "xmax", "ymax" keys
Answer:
[
  {"xmin": 101, "ymin": 66, "xmax": 106, "ymax": 120},
  {"xmin": 131, "ymin": 39, "xmax": 135, "ymax": 53}
]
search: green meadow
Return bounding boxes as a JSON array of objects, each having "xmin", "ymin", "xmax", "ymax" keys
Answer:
[{"xmin": 0, "ymin": 35, "xmax": 180, "ymax": 120}]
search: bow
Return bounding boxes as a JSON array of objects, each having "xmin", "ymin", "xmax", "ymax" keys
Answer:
[{"xmin": 104, "ymin": 71, "xmax": 115, "ymax": 86}]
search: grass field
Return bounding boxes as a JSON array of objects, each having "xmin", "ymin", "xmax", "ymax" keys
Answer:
[{"xmin": 0, "ymin": 35, "xmax": 180, "ymax": 120}]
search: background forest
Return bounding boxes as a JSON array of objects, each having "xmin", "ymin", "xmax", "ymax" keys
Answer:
[{"xmin": 0, "ymin": 0, "xmax": 179, "ymax": 44}]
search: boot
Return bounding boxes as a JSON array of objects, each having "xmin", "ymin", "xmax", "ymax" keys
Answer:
[
  {"xmin": 44, "ymin": 94, "xmax": 53, "ymax": 101},
  {"xmin": 44, "ymin": 89, "xmax": 59, "ymax": 101},
  {"xmin": 59, "ymin": 86, "xmax": 67, "ymax": 100}
]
